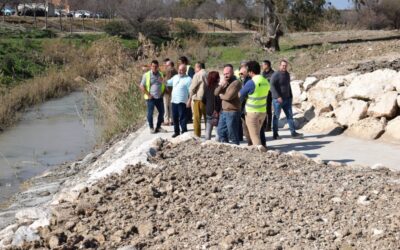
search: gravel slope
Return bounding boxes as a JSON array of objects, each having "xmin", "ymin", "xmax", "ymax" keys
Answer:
[{"xmin": 9, "ymin": 139, "xmax": 400, "ymax": 249}]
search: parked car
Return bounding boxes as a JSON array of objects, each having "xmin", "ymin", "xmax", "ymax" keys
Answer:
[
  {"xmin": 55, "ymin": 9, "xmax": 68, "ymax": 17},
  {"xmin": 1, "ymin": 7, "xmax": 16, "ymax": 16},
  {"xmin": 74, "ymin": 10, "xmax": 92, "ymax": 18}
]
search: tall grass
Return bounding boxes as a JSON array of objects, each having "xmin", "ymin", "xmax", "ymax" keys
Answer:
[{"xmin": 0, "ymin": 37, "xmax": 133, "ymax": 130}]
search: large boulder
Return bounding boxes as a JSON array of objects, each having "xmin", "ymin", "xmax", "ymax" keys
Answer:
[
  {"xmin": 307, "ymin": 88, "xmax": 340, "ymax": 114},
  {"xmin": 344, "ymin": 69, "xmax": 399, "ymax": 101},
  {"xmin": 368, "ymin": 91, "xmax": 399, "ymax": 118},
  {"xmin": 303, "ymin": 76, "xmax": 318, "ymax": 91},
  {"xmin": 382, "ymin": 116, "xmax": 400, "ymax": 141},
  {"xmin": 392, "ymin": 73, "xmax": 400, "ymax": 92},
  {"xmin": 302, "ymin": 103, "xmax": 315, "ymax": 121},
  {"xmin": 291, "ymin": 80, "xmax": 304, "ymax": 104},
  {"xmin": 303, "ymin": 117, "xmax": 343, "ymax": 135},
  {"xmin": 282, "ymin": 113, "xmax": 307, "ymax": 130},
  {"xmin": 345, "ymin": 117, "xmax": 385, "ymax": 140},
  {"xmin": 397, "ymin": 95, "xmax": 400, "ymax": 108},
  {"xmin": 335, "ymin": 99, "xmax": 369, "ymax": 126},
  {"xmin": 315, "ymin": 73, "xmax": 358, "ymax": 89}
]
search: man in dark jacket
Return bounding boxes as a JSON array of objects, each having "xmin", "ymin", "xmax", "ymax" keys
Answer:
[
  {"xmin": 262, "ymin": 60, "xmax": 274, "ymax": 132},
  {"xmin": 270, "ymin": 59, "xmax": 303, "ymax": 139}
]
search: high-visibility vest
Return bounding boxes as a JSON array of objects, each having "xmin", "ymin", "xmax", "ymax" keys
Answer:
[
  {"xmin": 245, "ymin": 75, "xmax": 270, "ymax": 113},
  {"xmin": 144, "ymin": 70, "xmax": 165, "ymax": 100}
]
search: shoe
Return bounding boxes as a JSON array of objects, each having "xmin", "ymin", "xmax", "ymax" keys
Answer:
[
  {"xmin": 291, "ymin": 132, "xmax": 303, "ymax": 138},
  {"xmin": 273, "ymin": 133, "xmax": 281, "ymax": 140},
  {"xmin": 257, "ymin": 145, "xmax": 267, "ymax": 152},
  {"xmin": 172, "ymin": 133, "xmax": 179, "ymax": 138},
  {"xmin": 150, "ymin": 128, "xmax": 156, "ymax": 134},
  {"xmin": 162, "ymin": 122, "xmax": 169, "ymax": 126},
  {"xmin": 156, "ymin": 127, "xmax": 167, "ymax": 133},
  {"xmin": 265, "ymin": 128, "xmax": 272, "ymax": 132}
]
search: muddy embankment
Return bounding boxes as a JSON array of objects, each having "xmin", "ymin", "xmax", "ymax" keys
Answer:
[{"xmin": 1, "ymin": 134, "xmax": 399, "ymax": 249}]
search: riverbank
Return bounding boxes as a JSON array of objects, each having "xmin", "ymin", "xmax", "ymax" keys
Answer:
[
  {"xmin": 0, "ymin": 123, "xmax": 399, "ymax": 249},
  {"xmin": 0, "ymin": 23, "xmax": 136, "ymax": 130}
]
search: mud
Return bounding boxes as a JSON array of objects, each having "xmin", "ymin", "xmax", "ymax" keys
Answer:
[
  {"xmin": 350, "ymin": 58, "xmax": 400, "ymax": 73},
  {"xmin": 7, "ymin": 139, "xmax": 400, "ymax": 249}
]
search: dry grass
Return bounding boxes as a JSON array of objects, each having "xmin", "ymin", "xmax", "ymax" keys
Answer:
[{"xmin": 0, "ymin": 37, "xmax": 133, "ymax": 129}]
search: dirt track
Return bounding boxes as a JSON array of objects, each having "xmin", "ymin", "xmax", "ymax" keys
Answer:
[{"xmin": 10, "ymin": 139, "xmax": 400, "ymax": 250}]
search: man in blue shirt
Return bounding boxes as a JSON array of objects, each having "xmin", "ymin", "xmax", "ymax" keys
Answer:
[{"xmin": 167, "ymin": 64, "xmax": 192, "ymax": 138}]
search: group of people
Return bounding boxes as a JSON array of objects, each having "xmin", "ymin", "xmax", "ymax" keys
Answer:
[{"xmin": 139, "ymin": 56, "xmax": 303, "ymax": 150}]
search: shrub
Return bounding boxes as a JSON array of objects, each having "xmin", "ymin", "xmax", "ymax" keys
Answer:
[
  {"xmin": 104, "ymin": 21, "xmax": 135, "ymax": 39},
  {"xmin": 175, "ymin": 21, "xmax": 199, "ymax": 38},
  {"xmin": 138, "ymin": 20, "xmax": 170, "ymax": 42}
]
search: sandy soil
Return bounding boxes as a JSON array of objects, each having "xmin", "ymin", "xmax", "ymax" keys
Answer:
[{"xmin": 11, "ymin": 139, "xmax": 400, "ymax": 250}]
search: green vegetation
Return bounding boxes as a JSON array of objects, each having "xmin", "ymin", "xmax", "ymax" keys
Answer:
[
  {"xmin": 202, "ymin": 33, "xmax": 243, "ymax": 47},
  {"xmin": 175, "ymin": 21, "xmax": 199, "ymax": 38},
  {"xmin": 104, "ymin": 21, "xmax": 134, "ymax": 39},
  {"xmin": 0, "ymin": 39, "xmax": 45, "ymax": 86}
]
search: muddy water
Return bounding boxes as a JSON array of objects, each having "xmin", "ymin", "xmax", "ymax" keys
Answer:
[{"xmin": 0, "ymin": 92, "xmax": 100, "ymax": 204}]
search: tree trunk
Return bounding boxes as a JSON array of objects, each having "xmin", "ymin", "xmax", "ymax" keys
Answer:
[
  {"xmin": 213, "ymin": 18, "xmax": 215, "ymax": 32},
  {"xmin": 70, "ymin": 16, "xmax": 73, "ymax": 34},
  {"xmin": 59, "ymin": 11, "xmax": 62, "ymax": 31},
  {"xmin": 82, "ymin": 17, "xmax": 85, "ymax": 32},
  {"xmin": 265, "ymin": 0, "xmax": 281, "ymax": 51},
  {"xmin": 34, "ymin": 8, "xmax": 37, "ymax": 28},
  {"xmin": 253, "ymin": 0, "xmax": 282, "ymax": 52},
  {"xmin": 45, "ymin": 4, "xmax": 48, "ymax": 30},
  {"xmin": 1, "ymin": 4, "xmax": 5, "ymax": 22}
]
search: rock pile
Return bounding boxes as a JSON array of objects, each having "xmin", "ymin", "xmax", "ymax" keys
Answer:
[
  {"xmin": 287, "ymin": 65, "xmax": 400, "ymax": 142},
  {"xmin": 5, "ymin": 140, "xmax": 400, "ymax": 249}
]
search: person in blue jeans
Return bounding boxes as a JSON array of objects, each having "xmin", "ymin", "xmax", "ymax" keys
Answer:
[
  {"xmin": 167, "ymin": 64, "xmax": 192, "ymax": 138},
  {"xmin": 270, "ymin": 59, "xmax": 303, "ymax": 139},
  {"xmin": 214, "ymin": 64, "xmax": 242, "ymax": 145},
  {"xmin": 139, "ymin": 60, "xmax": 166, "ymax": 134}
]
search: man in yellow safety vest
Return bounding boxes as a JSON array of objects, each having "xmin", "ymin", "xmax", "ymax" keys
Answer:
[
  {"xmin": 239, "ymin": 61, "xmax": 270, "ymax": 150},
  {"xmin": 139, "ymin": 60, "xmax": 167, "ymax": 134}
]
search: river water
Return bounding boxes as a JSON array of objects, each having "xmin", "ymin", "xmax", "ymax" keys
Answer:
[{"xmin": 0, "ymin": 92, "xmax": 100, "ymax": 204}]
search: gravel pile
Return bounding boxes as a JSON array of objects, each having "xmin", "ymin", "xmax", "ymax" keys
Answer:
[
  {"xmin": 10, "ymin": 139, "xmax": 400, "ymax": 249},
  {"xmin": 351, "ymin": 58, "xmax": 400, "ymax": 73}
]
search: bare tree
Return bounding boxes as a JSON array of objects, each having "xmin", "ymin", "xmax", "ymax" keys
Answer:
[
  {"xmin": 252, "ymin": 0, "xmax": 283, "ymax": 52},
  {"xmin": 195, "ymin": 0, "xmax": 219, "ymax": 31},
  {"xmin": 54, "ymin": 0, "xmax": 66, "ymax": 31},
  {"xmin": 116, "ymin": 0, "xmax": 163, "ymax": 26},
  {"xmin": 221, "ymin": 0, "xmax": 247, "ymax": 32}
]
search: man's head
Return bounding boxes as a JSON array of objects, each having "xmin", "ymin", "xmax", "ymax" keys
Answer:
[
  {"xmin": 262, "ymin": 60, "xmax": 271, "ymax": 72},
  {"xmin": 239, "ymin": 65, "xmax": 248, "ymax": 79},
  {"xmin": 179, "ymin": 56, "xmax": 189, "ymax": 65},
  {"xmin": 166, "ymin": 60, "xmax": 174, "ymax": 69},
  {"xmin": 178, "ymin": 64, "xmax": 187, "ymax": 76},
  {"xmin": 279, "ymin": 59, "xmax": 288, "ymax": 72},
  {"xmin": 163, "ymin": 58, "xmax": 170, "ymax": 65},
  {"xmin": 150, "ymin": 60, "xmax": 159, "ymax": 73},
  {"xmin": 239, "ymin": 60, "xmax": 248, "ymax": 70},
  {"xmin": 195, "ymin": 62, "xmax": 205, "ymax": 73},
  {"xmin": 223, "ymin": 64, "xmax": 234, "ymax": 81},
  {"xmin": 246, "ymin": 60, "xmax": 261, "ymax": 77}
]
